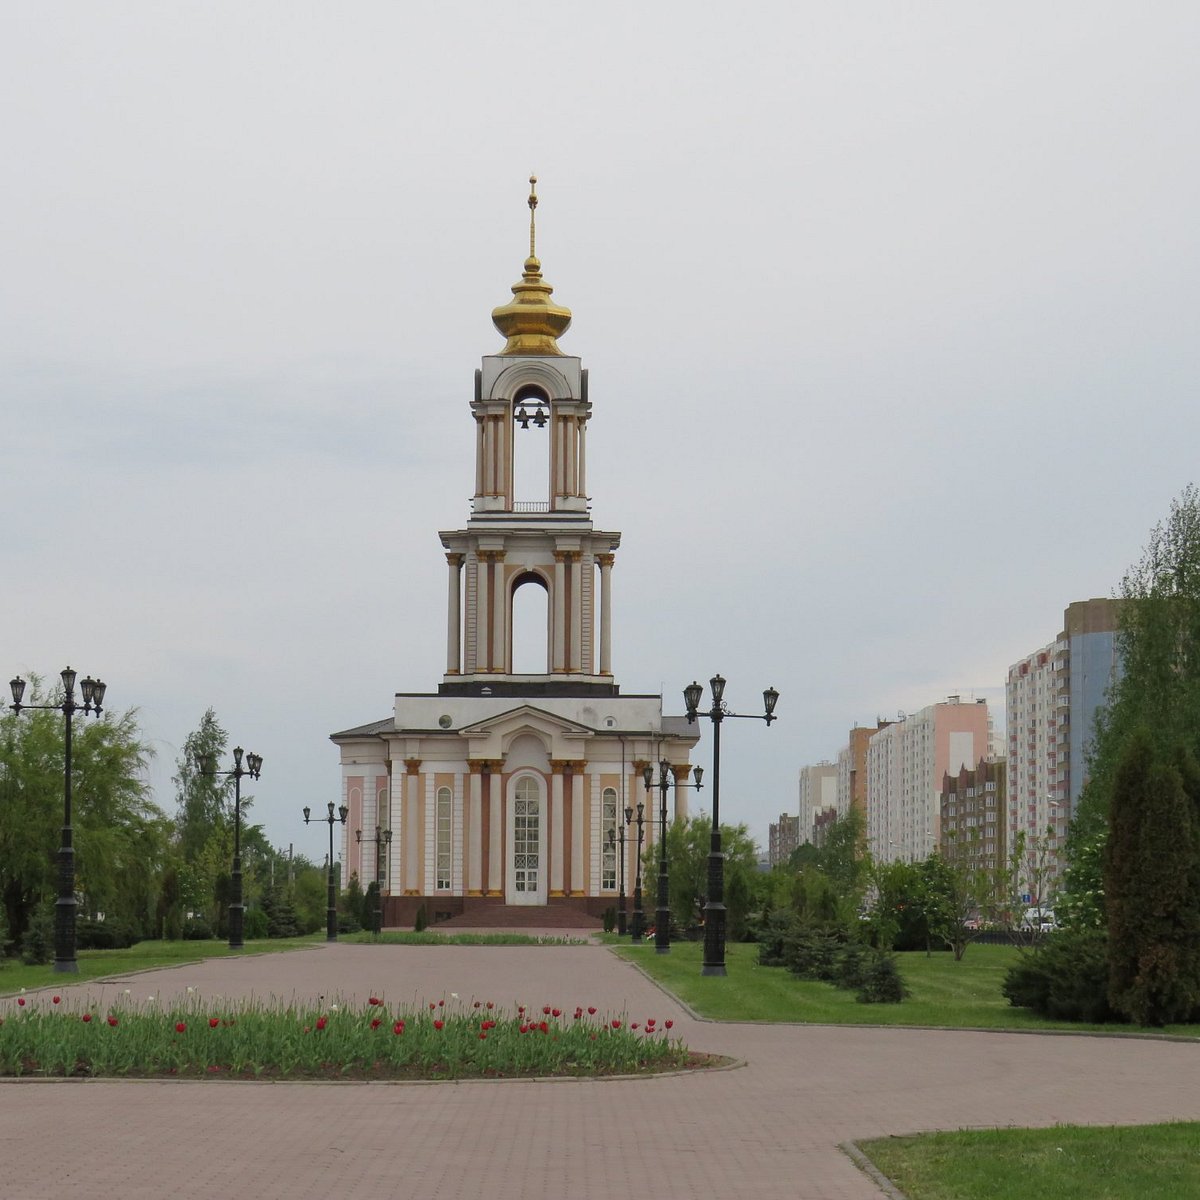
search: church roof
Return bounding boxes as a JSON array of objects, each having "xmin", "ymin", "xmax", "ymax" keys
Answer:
[{"xmin": 328, "ymin": 716, "xmax": 393, "ymax": 741}]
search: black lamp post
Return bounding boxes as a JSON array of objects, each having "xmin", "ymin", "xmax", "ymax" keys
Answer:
[
  {"xmin": 356, "ymin": 825, "xmax": 393, "ymax": 935},
  {"xmin": 304, "ymin": 801, "xmax": 348, "ymax": 941},
  {"xmin": 196, "ymin": 745, "xmax": 262, "ymax": 949},
  {"xmin": 607, "ymin": 824, "xmax": 628, "ymax": 935},
  {"xmin": 684, "ymin": 674, "xmax": 779, "ymax": 977},
  {"xmin": 9, "ymin": 668, "xmax": 106, "ymax": 974},
  {"xmin": 642, "ymin": 758, "xmax": 703, "ymax": 955},
  {"xmin": 626, "ymin": 801, "xmax": 646, "ymax": 941}
]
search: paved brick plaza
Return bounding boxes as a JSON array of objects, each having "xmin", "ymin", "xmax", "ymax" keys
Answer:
[{"xmin": 4, "ymin": 943, "xmax": 1199, "ymax": 1199}]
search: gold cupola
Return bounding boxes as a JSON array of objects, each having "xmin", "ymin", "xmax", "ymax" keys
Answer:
[{"xmin": 491, "ymin": 176, "xmax": 572, "ymax": 356}]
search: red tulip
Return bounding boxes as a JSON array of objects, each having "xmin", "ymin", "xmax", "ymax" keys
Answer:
[
  {"xmin": 393, "ymin": 1021, "xmax": 405, "ymax": 1035},
  {"xmin": 316, "ymin": 1016, "xmax": 328, "ymax": 1031},
  {"xmin": 478, "ymin": 1032, "xmax": 487, "ymax": 1040},
  {"xmin": 587, "ymin": 1006, "xmax": 596, "ymax": 1015},
  {"xmin": 52, "ymin": 996, "xmax": 61, "ymax": 1005},
  {"xmin": 486, "ymin": 1001, "xmax": 494, "ymax": 1010},
  {"xmin": 552, "ymin": 1008, "xmax": 561, "ymax": 1018},
  {"xmin": 175, "ymin": 1022, "xmax": 187, "ymax": 1033},
  {"xmin": 209, "ymin": 1017, "xmax": 220, "ymax": 1028},
  {"xmin": 665, "ymin": 1020, "xmax": 673, "ymax": 1029},
  {"xmin": 473, "ymin": 1000, "xmax": 481, "ymax": 1008},
  {"xmin": 631, "ymin": 1023, "xmax": 640, "ymax": 1030},
  {"xmin": 368, "ymin": 996, "xmax": 381, "ymax": 1006},
  {"xmin": 107, "ymin": 1016, "xmax": 118, "ymax": 1027},
  {"xmin": 370, "ymin": 1018, "xmax": 382, "ymax": 1030},
  {"xmin": 82, "ymin": 1013, "xmax": 92, "ymax": 1024},
  {"xmin": 611, "ymin": 1019, "xmax": 621, "ymax": 1029},
  {"xmin": 519, "ymin": 1024, "xmax": 529, "ymax": 1034},
  {"xmin": 434, "ymin": 1019, "xmax": 444, "ymax": 1031},
  {"xmin": 539, "ymin": 1021, "xmax": 549, "ymax": 1034},
  {"xmin": 17, "ymin": 998, "xmax": 25, "ymax": 1007},
  {"xmin": 542, "ymin": 1005, "xmax": 551, "ymax": 1015}
]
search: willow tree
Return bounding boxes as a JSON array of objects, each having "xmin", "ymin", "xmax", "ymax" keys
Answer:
[{"xmin": 0, "ymin": 677, "xmax": 165, "ymax": 944}]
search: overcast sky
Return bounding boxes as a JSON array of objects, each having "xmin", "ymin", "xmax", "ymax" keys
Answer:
[{"xmin": 4, "ymin": 3, "xmax": 1198, "ymax": 859}]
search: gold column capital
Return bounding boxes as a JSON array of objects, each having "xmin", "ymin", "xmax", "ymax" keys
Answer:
[
  {"xmin": 596, "ymin": 553, "xmax": 615, "ymax": 568},
  {"xmin": 468, "ymin": 760, "xmax": 486, "ymax": 775},
  {"xmin": 404, "ymin": 759, "xmax": 422, "ymax": 775},
  {"xmin": 446, "ymin": 552, "xmax": 464, "ymax": 567},
  {"xmin": 671, "ymin": 764, "xmax": 692, "ymax": 783}
]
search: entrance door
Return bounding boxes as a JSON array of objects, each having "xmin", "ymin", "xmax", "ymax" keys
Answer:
[{"xmin": 507, "ymin": 775, "xmax": 546, "ymax": 905}]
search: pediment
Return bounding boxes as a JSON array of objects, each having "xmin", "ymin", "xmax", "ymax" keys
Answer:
[{"xmin": 458, "ymin": 704, "xmax": 594, "ymax": 740}]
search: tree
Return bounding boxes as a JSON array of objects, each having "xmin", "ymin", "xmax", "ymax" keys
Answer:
[
  {"xmin": 0, "ymin": 678, "xmax": 166, "ymax": 943},
  {"xmin": 1104, "ymin": 729, "xmax": 1200, "ymax": 1025},
  {"xmin": 654, "ymin": 815, "xmax": 758, "ymax": 933},
  {"xmin": 1066, "ymin": 485, "xmax": 1200, "ymax": 923}
]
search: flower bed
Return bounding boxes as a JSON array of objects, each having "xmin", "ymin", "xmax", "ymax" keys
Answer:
[{"xmin": 0, "ymin": 992, "xmax": 690, "ymax": 1080}]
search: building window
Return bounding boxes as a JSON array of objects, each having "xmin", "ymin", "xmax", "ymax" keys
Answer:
[
  {"xmin": 601, "ymin": 787, "xmax": 618, "ymax": 889},
  {"xmin": 436, "ymin": 786, "xmax": 452, "ymax": 890}
]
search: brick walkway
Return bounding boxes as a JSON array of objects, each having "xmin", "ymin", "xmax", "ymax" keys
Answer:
[{"xmin": 3, "ymin": 944, "xmax": 1199, "ymax": 1199}]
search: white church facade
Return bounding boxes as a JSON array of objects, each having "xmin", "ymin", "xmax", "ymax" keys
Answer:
[{"xmin": 331, "ymin": 181, "xmax": 699, "ymax": 925}]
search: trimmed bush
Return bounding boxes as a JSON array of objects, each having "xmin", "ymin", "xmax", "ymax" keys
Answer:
[
  {"xmin": 76, "ymin": 917, "xmax": 140, "ymax": 951},
  {"xmin": 20, "ymin": 901, "xmax": 54, "ymax": 965},
  {"xmin": 242, "ymin": 908, "xmax": 269, "ymax": 940},
  {"xmin": 602, "ymin": 907, "xmax": 616, "ymax": 934},
  {"xmin": 181, "ymin": 917, "xmax": 214, "ymax": 941},
  {"xmin": 856, "ymin": 955, "xmax": 909, "ymax": 1004},
  {"xmin": 413, "ymin": 904, "xmax": 428, "ymax": 933}
]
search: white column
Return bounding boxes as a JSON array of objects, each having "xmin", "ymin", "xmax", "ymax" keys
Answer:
[
  {"xmin": 488, "ymin": 768, "xmax": 502, "ymax": 895},
  {"xmin": 552, "ymin": 552, "xmax": 566, "ymax": 673},
  {"xmin": 475, "ymin": 416, "xmax": 484, "ymax": 498},
  {"xmin": 551, "ymin": 766, "xmax": 565, "ymax": 895},
  {"xmin": 598, "ymin": 554, "xmax": 613, "ymax": 675},
  {"xmin": 571, "ymin": 768, "xmax": 584, "ymax": 896},
  {"xmin": 446, "ymin": 554, "xmax": 462, "ymax": 673},
  {"xmin": 492, "ymin": 553, "xmax": 506, "ymax": 672},
  {"xmin": 468, "ymin": 767, "xmax": 483, "ymax": 895},
  {"xmin": 578, "ymin": 419, "xmax": 587, "ymax": 498},
  {"xmin": 476, "ymin": 553, "xmax": 490, "ymax": 673},
  {"xmin": 569, "ymin": 553, "xmax": 582, "ymax": 672}
]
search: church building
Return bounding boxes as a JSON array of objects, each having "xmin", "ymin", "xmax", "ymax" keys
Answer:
[{"xmin": 331, "ymin": 181, "xmax": 700, "ymax": 925}]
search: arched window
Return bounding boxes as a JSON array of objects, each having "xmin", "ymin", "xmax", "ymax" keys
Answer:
[
  {"xmin": 512, "ymin": 385, "xmax": 550, "ymax": 510},
  {"xmin": 513, "ymin": 775, "xmax": 541, "ymax": 895},
  {"xmin": 436, "ymin": 787, "xmax": 452, "ymax": 891},
  {"xmin": 601, "ymin": 787, "xmax": 618, "ymax": 889},
  {"xmin": 510, "ymin": 571, "xmax": 549, "ymax": 674}
]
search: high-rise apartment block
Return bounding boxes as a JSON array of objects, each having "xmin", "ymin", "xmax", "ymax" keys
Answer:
[
  {"xmin": 768, "ymin": 813, "xmax": 801, "ymax": 866},
  {"xmin": 940, "ymin": 757, "xmax": 1007, "ymax": 876},
  {"xmin": 866, "ymin": 697, "xmax": 991, "ymax": 862},
  {"xmin": 1006, "ymin": 599, "xmax": 1122, "ymax": 878},
  {"xmin": 836, "ymin": 722, "xmax": 889, "ymax": 819},
  {"xmin": 798, "ymin": 761, "xmax": 838, "ymax": 840}
]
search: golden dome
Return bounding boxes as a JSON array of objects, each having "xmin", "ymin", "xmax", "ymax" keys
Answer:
[{"xmin": 491, "ymin": 177, "xmax": 572, "ymax": 356}]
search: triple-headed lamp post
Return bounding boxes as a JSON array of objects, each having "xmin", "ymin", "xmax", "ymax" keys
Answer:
[
  {"xmin": 684, "ymin": 674, "xmax": 779, "ymax": 977},
  {"xmin": 9, "ymin": 668, "xmax": 107, "ymax": 974},
  {"xmin": 642, "ymin": 759, "xmax": 703, "ymax": 955},
  {"xmin": 625, "ymin": 801, "xmax": 646, "ymax": 941},
  {"xmin": 356, "ymin": 825, "xmax": 393, "ymax": 935},
  {"xmin": 304, "ymin": 802, "xmax": 348, "ymax": 941},
  {"xmin": 196, "ymin": 746, "xmax": 263, "ymax": 950}
]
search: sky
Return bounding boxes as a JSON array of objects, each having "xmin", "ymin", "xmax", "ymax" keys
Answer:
[{"xmin": 3, "ymin": 3, "xmax": 1199, "ymax": 859}]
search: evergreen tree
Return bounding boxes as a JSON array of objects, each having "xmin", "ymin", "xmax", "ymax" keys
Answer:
[
  {"xmin": 1065, "ymin": 485, "xmax": 1200, "ymax": 926},
  {"xmin": 1104, "ymin": 729, "xmax": 1200, "ymax": 1025}
]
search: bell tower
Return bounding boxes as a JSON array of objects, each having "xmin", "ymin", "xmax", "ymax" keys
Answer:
[{"xmin": 439, "ymin": 178, "xmax": 620, "ymax": 696}]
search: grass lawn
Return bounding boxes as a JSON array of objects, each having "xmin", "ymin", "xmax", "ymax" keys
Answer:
[
  {"xmin": 612, "ymin": 939, "xmax": 1200, "ymax": 1037},
  {"xmin": 858, "ymin": 1122, "xmax": 1200, "ymax": 1200},
  {"xmin": 0, "ymin": 935, "xmax": 324, "ymax": 995}
]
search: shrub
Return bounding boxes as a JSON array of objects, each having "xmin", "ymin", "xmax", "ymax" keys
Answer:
[
  {"xmin": 1003, "ymin": 928, "xmax": 1126, "ymax": 1023},
  {"xmin": 20, "ymin": 900, "xmax": 54, "ymax": 965},
  {"xmin": 413, "ymin": 904, "xmax": 428, "ymax": 933},
  {"xmin": 181, "ymin": 916, "xmax": 214, "ymax": 941},
  {"xmin": 242, "ymin": 908, "xmax": 269, "ymax": 940},
  {"xmin": 856, "ymin": 954, "xmax": 909, "ymax": 1003},
  {"xmin": 76, "ymin": 917, "xmax": 139, "ymax": 951},
  {"xmin": 783, "ymin": 927, "xmax": 845, "ymax": 982},
  {"xmin": 756, "ymin": 909, "xmax": 793, "ymax": 967},
  {"xmin": 602, "ymin": 906, "xmax": 616, "ymax": 934},
  {"xmin": 835, "ymin": 941, "xmax": 878, "ymax": 991}
]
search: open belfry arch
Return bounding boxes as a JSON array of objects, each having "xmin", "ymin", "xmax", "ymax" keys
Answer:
[{"xmin": 331, "ymin": 179, "xmax": 699, "ymax": 924}]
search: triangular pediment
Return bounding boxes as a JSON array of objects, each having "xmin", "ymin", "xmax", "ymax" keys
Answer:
[{"xmin": 458, "ymin": 704, "xmax": 594, "ymax": 739}]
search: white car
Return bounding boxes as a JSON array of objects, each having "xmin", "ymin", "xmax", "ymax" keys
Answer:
[{"xmin": 1019, "ymin": 907, "xmax": 1057, "ymax": 933}]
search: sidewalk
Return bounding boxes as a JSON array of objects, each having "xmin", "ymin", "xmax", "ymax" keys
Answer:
[{"xmin": 3, "ymin": 943, "xmax": 1199, "ymax": 1199}]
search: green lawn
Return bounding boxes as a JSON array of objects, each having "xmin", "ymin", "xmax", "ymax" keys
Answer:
[
  {"xmin": 858, "ymin": 1123, "xmax": 1200, "ymax": 1200},
  {"xmin": 0, "ymin": 935, "xmax": 324, "ymax": 995},
  {"xmin": 613, "ymin": 940, "xmax": 1200, "ymax": 1037}
]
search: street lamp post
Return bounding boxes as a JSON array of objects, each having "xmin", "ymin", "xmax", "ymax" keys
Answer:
[
  {"xmin": 304, "ymin": 802, "xmax": 348, "ymax": 941},
  {"xmin": 607, "ymin": 823, "xmax": 628, "ymax": 935},
  {"xmin": 9, "ymin": 668, "xmax": 107, "ymax": 974},
  {"xmin": 626, "ymin": 802, "xmax": 646, "ymax": 941},
  {"xmin": 642, "ymin": 759, "xmax": 703, "ymax": 955},
  {"xmin": 356, "ymin": 826, "xmax": 393, "ymax": 935},
  {"xmin": 196, "ymin": 745, "xmax": 263, "ymax": 950},
  {"xmin": 684, "ymin": 674, "xmax": 779, "ymax": 977}
]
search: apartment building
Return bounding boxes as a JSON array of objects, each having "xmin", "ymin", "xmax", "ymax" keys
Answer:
[
  {"xmin": 836, "ymin": 721, "xmax": 890, "ymax": 819},
  {"xmin": 799, "ymin": 761, "xmax": 838, "ymax": 841},
  {"xmin": 768, "ymin": 812, "xmax": 801, "ymax": 867},
  {"xmin": 866, "ymin": 696, "xmax": 991, "ymax": 862},
  {"xmin": 940, "ymin": 757, "xmax": 1007, "ymax": 877}
]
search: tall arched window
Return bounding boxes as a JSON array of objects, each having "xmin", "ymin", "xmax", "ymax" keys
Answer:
[
  {"xmin": 513, "ymin": 775, "xmax": 541, "ymax": 895},
  {"xmin": 436, "ymin": 787, "xmax": 452, "ymax": 891},
  {"xmin": 601, "ymin": 787, "xmax": 618, "ymax": 889},
  {"xmin": 510, "ymin": 572, "xmax": 549, "ymax": 674}
]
